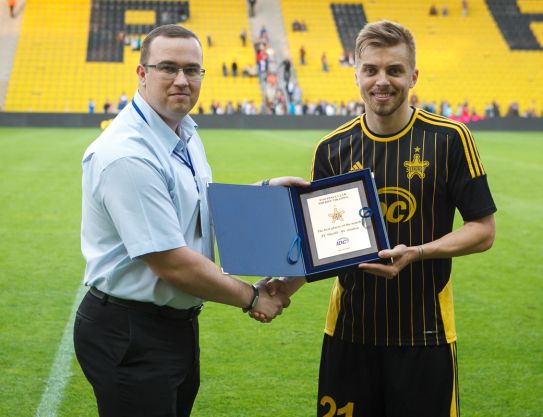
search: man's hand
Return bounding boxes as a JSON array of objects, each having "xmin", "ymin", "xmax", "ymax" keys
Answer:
[
  {"xmin": 358, "ymin": 244, "xmax": 419, "ymax": 279},
  {"xmin": 249, "ymin": 285, "xmax": 290, "ymax": 323},
  {"xmin": 269, "ymin": 176, "xmax": 310, "ymax": 187}
]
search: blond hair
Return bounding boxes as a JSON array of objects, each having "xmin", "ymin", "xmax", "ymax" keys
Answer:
[{"xmin": 355, "ymin": 20, "xmax": 416, "ymax": 68}]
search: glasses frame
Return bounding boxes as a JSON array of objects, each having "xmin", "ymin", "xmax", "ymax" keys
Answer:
[{"xmin": 142, "ymin": 63, "xmax": 206, "ymax": 80}]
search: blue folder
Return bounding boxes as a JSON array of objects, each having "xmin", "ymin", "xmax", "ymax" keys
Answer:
[{"xmin": 207, "ymin": 170, "xmax": 390, "ymax": 282}]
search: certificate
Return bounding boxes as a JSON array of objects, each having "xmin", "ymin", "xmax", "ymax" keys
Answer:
[
  {"xmin": 301, "ymin": 183, "xmax": 376, "ymax": 266},
  {"xmin": 207, "ymin": 169, "xmax": 390, "ymax": 282}
]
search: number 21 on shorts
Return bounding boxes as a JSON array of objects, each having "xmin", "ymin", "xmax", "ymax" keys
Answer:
[{"xmin": 320, "ymin": 395, "xmax": 354, "ymax": 417}]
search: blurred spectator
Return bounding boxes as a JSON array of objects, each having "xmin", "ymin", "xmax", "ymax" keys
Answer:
[
  {"xmin": 88, "ymin": 99, "xmax": 95, "ymax": 114},
  {"xmin": 131, "ymin": 36, "xmax": 141, "ymax": 51},
  {"xmin": 492, "ymin": 100, "xmax": 501, "ymax": 117},
  {"xmin": 222, "ymin": 62, "xmax": 228, "ymax": 77},
  {"xmin": 484, "ymin": 103, "xmax": 495, "ymax": 118},
  {"xmin": 207, "ymin": 34, "xmax": 212, "ymax": 47},
  {"xmin": 281, "ymin": 59, "xmax": 292, "ymax": 83},
  {"xmin": 339, "ymin": 51, "xmax": 354, "ymax": 66},
  {"xmin": 299, "ymin": 45, "xmax": 306, "ymax": 65},
  {"xmin": 118, "ymin": 92, "xmax": 128, "ymax": 111},
  {"xmin": 242, "ymin": 64, "xmax": 258, "ymax": 77},
  {"xmin": 259, "ymin": 25, "xmax": 268, "ymax": 41},
  {"xmin": 103, "ymin": 99, "xmax": 111, "ymax": 114},
  {"xmin": 410, "ymin": 93, "xmax": 419, "ymax": 108},
  {"xmin": 429, "ymin": 4, "xmax": 438, "ymax": 15},
  {"xmin": 292, "ymin": 19, "xmax": 307, "ymax": 32},
  {"xmin": 248, "ymin": 0, "xmax": 256, "ymax": 17},
  {"xmin": 442, "ymin": 5, "xmax": 449, "ymax": 16},
  {"xmin": 321, "ymin": 53, "xmax": 329, "ymax": 72},
  {"xmin": 240, "ymin": 28, "xmax": 247, "ymax": 47},
  {"xmin": 8, "ymin": 0, "xmax": 15, "ymax": 18},
  {"xmin": 461, "ymin": 0, "xmax": 468, "ymax": 16},
  {"xmin": 506, "ymin": 102, "xmax": 519, "ymax": 117},
  {"xmin": 231, "ymin": 60, "xmax": 238, "ymax": 77}
]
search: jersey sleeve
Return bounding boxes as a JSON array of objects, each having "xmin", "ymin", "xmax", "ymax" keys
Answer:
[
  {"xmin": 447, "ymin": 129, "xmax": 497, "ymax": 221},
  {"xmin": 96, "ymin": 157, "xmax": 186, "ymax": 258},
  {"xmin": 312, "ymin": 139, "xmax": 335, "ymax": 181}
]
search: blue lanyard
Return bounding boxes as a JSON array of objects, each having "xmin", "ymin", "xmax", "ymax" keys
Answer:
[
  {"xmin": 132, "ymin": 99, "xmax": 200, "ymax": 194},
  {"xmin": 173, "ymin": 149, "xmax": 200, "ymax": 193},
  {"xmin": 131, "ymin": 99, "xmax": 149, "ymax": 125}
]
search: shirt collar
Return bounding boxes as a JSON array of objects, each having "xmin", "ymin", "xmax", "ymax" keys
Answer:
[{"xmin": 133, "ymin": 90, "xmax": 199, "ymax": 154}]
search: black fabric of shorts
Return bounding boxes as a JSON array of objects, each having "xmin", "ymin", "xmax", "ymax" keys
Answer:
[{"xmin": 317, "ymin": 334, "xmax": 459, "ymax": 417}]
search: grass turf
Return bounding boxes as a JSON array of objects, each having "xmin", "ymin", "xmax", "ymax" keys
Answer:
[{"xmin": 0, "ymin": 127, "xmax": 541, "ymax": 416}]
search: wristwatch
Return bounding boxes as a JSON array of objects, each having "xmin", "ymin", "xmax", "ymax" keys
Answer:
[{"xmin": 244, "ymin": 284, "xmax": 259, "ymax": 311}]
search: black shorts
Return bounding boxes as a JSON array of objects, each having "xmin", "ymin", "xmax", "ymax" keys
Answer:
[{"xmin": 317, "ymin": 334, "xmax": 459, "ymax": 417}]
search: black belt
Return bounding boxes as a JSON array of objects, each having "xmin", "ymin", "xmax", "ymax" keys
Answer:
[{"xmin": 89, "ymin": 287, "xmax": 202, "ymax": 320}]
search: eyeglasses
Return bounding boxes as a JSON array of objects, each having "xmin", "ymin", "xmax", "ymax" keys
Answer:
[{"xmin": 143, "ymin": 63, "xmax": 206, "ymax": 80}]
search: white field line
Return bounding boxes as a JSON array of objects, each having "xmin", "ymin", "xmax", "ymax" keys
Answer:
[{"xmin": 35, "ymin": 285, "xmax": 87, "ymax": 417}]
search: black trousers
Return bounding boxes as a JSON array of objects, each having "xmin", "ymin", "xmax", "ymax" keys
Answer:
[{"xmin": 74, "ymin": 290, "xmax": 200, "ymax": 417}]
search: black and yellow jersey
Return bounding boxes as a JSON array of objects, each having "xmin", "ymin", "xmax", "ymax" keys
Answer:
[{"xmin": 311, "ymin": 108, "xmax": 496, "ymax": 346}]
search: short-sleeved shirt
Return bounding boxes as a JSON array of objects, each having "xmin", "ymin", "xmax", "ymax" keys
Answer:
[
  {"xmin": 81, "ymin": 91, "xmax": 213, "ymax": 309},
  {"xmin": 311, "ymin": 108, "xmax": 496, "ymax": 346}
]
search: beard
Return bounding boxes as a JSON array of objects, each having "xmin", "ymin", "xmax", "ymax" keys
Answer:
[{"xmin": 365, "ymin": 89, "xmax": 408, "ymax": 117}]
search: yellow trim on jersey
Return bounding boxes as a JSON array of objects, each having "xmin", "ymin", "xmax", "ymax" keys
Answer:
[
  {"xmin": 417, "ymin": 111, "xmax": 485, "ymax": 179},
  {"xmin": 438, "ymin": 278, "xmax": 457, "ymax": 343},
  {"xmin": 420, "ymin": 110, "xmax": 485, "ymax": 177},
  {"xmin": 324, "ymin": 278, "xmax": 344, "ymax": 336},
  {"xmin": 450, "ymin": 343, "xmax": 459, "ymax": 417},
  {"xmin": 311, "ymin": 116, "xmax": 361, "ymax": 180},
  {"xmin": 361, "ymin": 108, "xmax": 419, "ymax": 142}
]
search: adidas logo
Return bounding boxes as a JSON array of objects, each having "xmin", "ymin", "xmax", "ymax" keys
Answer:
[{"xmin": 349, "ymin": 161, "xmax": 364, "ymax": 172}]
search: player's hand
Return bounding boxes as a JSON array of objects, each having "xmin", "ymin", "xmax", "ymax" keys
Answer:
[
  {"xmin": 358, "ymin": 244, "xmax": 419, "ymax": 279},
  {"xmin": 249, "ymin": 289, "xmax": 290, "ymax": 323},
  {"xmin": 247, "ymin": 277, "xmax": 291, "ymax": 323}
]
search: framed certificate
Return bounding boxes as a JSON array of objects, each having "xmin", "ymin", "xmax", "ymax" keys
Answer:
[
  {"xmin": 289, "ymin": 169, "xmax": 389, "ymax": 281},
  {"xmin": 207, "ymin": 169, "xmax": 390, "ymax": 282}
]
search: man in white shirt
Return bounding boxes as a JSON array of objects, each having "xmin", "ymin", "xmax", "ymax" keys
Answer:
[{"xmin": 74, "ymin": 24, "xmax": 306, "ymax": 417}]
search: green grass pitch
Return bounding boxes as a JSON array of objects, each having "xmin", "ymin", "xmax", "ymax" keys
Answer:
[{"xmin": 0, "ymin": 127, "xmax": 541, "ymax": 417}]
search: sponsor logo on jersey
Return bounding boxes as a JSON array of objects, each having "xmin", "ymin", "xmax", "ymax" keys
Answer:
[
  {"xmin": 349, "ymin": 161, "xmax": 364, "ymax": 172},
  {"xmin": 378, "ymin": 187, "xmax": 417, "ymax": 223},
  {"xmin": 403, "ymin": 147, "xmax": 429, "ymax": 179}
]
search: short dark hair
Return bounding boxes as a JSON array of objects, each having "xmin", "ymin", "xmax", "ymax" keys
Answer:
[
  {"xmin": 355, "ymin": 20, "xmax": 416, "ymax": 69},
  {"xmin": 140, "ymin": 24, "xmax": 201, "ymax": 64}
]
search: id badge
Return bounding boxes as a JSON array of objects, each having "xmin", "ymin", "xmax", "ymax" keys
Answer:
[{"xmin": 195, "ymin": 199, "xmax": 203, "ymax": 238}]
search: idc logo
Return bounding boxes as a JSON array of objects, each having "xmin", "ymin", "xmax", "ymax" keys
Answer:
[
  {"xmin": 336, "ymin": 237, "xmax": 349, "ymax": 246},
  {"xmin": 378, "ymin": 187, "xmax": 417, "ymax": 223}
]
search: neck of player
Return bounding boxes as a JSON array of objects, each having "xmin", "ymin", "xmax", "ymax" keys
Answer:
[{"xmin": 365, "ymin": 103, "xmax": 414, "ymax": 136}]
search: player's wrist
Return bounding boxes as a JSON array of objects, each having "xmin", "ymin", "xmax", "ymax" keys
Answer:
[
  {"xmin": 415, "ymin": 245, "xmax": 424, "ymax": 261},
  {"xmin": 243, "ymin": 284, "xmax": 259, "ymax": 312}
]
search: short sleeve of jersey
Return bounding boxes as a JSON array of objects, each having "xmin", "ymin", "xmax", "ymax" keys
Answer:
[
  {"xmin": 96, "ymin": 157, "xmax": 186, "ymax": 258},
  {"xmin": 312, "ymin": 140, "xmax": 334, "ymax": 181},
  {"xmin": 447, "ymin": 131, "xmax": 497, "ymax": 221}
]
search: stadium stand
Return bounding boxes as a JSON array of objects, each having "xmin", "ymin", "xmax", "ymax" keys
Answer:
[
  {"xmin": 180, "ymin": 0, "xmax": 261, "ymax": 112},
  {"xmin": 280, "ymin": 0, "xmax": 362, "ymax": 104},
  {"xmin": 3, "ymin": 0, "xmax": 543, "ymax": 116},
  {"xmin": 486, "ymin": 0, "xmax": 543, "ymax": 50},
  {"xmin": 4, "ymin": 0, "xmax": 259, "ymax": 113},
  {"xmin": 281, "ymin": 0, "xmax": 543, "ymax": 115}
]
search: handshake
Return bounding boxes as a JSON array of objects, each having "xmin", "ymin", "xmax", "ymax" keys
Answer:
[{"xmin": 244, "ymin": 277, "xmax": 304, "ymax": 323}]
